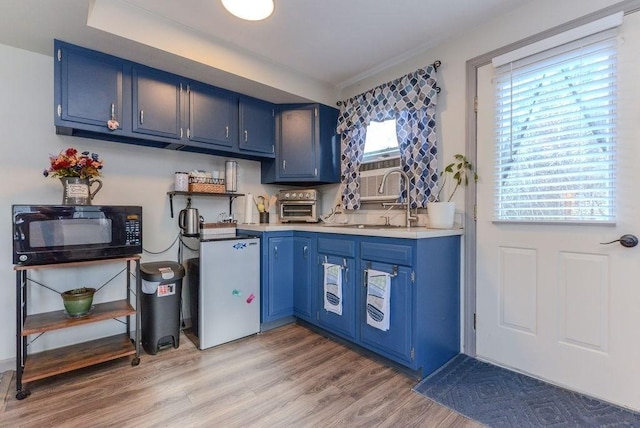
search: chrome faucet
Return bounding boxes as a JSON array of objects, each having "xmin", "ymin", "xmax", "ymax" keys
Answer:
[{"xmin": 378, "ymin": 168, "xmax": 418, "ymax": 228}]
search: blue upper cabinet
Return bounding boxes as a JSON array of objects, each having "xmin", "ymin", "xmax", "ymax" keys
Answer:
[
  {"xmin": 55, "ymin": 40, "xmax": 341, "ymax": 163},
  {"xmin": 55, "ymin": 41, "xmax": 124, "ymax": 134},
  {"xmin": 187, "ymin": 83, "xmax": 238, "ymax": 150},
  {"xmin": 261, "ymin": 103, "xmax": 340, "ymax": 184},
  {"xmin": 238, "ymin": 97, "xmax": 275, "ymax": 156},
  {"xmin": 279, "ymin": 107, "xmax": 317, "ymax": 178},
  {"xmin": 132, "ymin": 67, "xmax": 183, "ymax": 140}
]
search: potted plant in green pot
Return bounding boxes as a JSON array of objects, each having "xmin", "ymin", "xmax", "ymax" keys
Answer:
[
  {"xmin": 428, "ymin": 154, "xmax": 478, "ymax": 229},
  {"xmin": 61, "ymin": 287, "xmax": 96, "ymax": 317}
]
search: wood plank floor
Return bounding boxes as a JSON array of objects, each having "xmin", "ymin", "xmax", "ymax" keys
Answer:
[{"xmin": 1, "ymin": 324, "xmax": 481, "ymax": 428}]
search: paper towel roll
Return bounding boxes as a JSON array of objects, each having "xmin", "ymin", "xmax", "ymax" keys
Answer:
[{"xmin": 244, "ymin": 193, "xmax": 253, "ymax": 224}]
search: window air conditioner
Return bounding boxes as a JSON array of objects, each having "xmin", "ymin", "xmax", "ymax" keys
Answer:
[{"xmin": 359, "ymin": 158, "xmax": 401, "ymax": 202}]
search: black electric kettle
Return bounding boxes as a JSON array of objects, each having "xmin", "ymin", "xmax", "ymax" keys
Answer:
[{"xmin": 178, "ymin": 207, "xmax": 200, "ymax": 237}]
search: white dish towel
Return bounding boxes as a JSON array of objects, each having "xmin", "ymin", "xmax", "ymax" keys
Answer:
[
  {"xmin": 323, "ymin": 263, "xmax": 343, "ymax": 315},
  {"xmin": 366, "ymin": 269, "xmax": 391, "ymax": 331}
]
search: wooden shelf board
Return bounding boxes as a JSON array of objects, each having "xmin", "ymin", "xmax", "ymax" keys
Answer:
[
  {"xmin": 14, "ymin": 255, "xmax": 140, "ymax": 271},
  {"xmin": 23, "ymin": 300, "xmax": 136, "ymax": 336},
  {"xmin": 167, "ymin": 190, "xmax": 244, "ymax": 197},
  {"xmin": 22, "ymin": 333, "xmax": 136, "ymax": 383}
]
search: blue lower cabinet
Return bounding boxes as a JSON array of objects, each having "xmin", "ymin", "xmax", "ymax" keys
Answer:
[
  {"xmin": 251, "ymin": 229, "xmax": 461, "ymax": 378},
  {"xmin": 359, "ymin": 262, "xmax": 413, "ymax": 365},
  {"xmin": 263, "ymin": 233, "xmax": 294, "ymax": 323},
  {"xmin": 293, "ymin": 233, "xmax": 316, "ymax": 323},
  {"xmin": 317, "ymin": 253, "xmax": 357, "ymax": 340},
  {"xmin": 357, "ymin": 236, "xmax": 460, "ymax": 375}
]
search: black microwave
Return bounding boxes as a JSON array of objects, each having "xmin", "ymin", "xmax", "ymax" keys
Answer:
[{"xmin": 12, "ymin": 205, "xmax": 142, "ymax": 266}]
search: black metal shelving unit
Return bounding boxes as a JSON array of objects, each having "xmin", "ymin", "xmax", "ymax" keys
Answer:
[{"xmin": 14, "ymin": 256, "xmax": 141, "ymax": 400}]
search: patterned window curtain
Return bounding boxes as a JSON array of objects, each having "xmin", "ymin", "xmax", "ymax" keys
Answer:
[
  {"xmin": 340, "ymin": 126, "xmax": 367, "ymax": 209},
  {"xmin": 396, "ymin": 107, "xmax": 438, "ymax": 208},
  {"xmin": 337, "ymin": 64, "xmax": 438, "ymax": 209}
]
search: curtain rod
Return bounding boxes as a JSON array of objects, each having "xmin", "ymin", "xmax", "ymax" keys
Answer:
[{"xmin": 336, "ymin": 60, "xmax": 441, "ymax": 106}]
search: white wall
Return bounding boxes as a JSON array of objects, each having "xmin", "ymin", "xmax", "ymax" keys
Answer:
[{"xmin": 0, "ymin": 43, "xmax": 279, "ymax": 370}]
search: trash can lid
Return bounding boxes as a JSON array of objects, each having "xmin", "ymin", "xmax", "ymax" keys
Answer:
[{"xmin": 141, "ymin": 261, "xmax": 185, "ymax": 282}]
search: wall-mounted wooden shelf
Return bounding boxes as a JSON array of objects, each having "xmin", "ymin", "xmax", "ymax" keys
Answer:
[{"xmin": 167, "ymin": 191, "xmax": 244, "ymax": 218}]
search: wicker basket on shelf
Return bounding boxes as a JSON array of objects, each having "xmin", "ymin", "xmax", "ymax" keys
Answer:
[{"xmin": 188, "ymin": 175, "xmax": 225, "ymax": 193}]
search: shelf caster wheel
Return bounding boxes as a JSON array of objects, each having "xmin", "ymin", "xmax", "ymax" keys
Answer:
[
  {"xmin": 131, "ymin": 357, "xmax": 140, "ymax": 366},
  {"xmin": 16, "ymin": 390, "xmax": 31, "ymax": 400}
]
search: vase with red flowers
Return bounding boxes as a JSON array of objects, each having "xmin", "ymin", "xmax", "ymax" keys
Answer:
[{"xmin": 43, "ymin": 147, "xmax": 104, "ymax": 205}]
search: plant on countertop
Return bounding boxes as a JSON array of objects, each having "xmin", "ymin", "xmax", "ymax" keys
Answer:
[
  {"xmin": 435, "ymin": 154, "xmax": 478, "ymax": 202},
  {"xmin": 43, "ymin": 147, "xmax": 104, "ymax": 179}
]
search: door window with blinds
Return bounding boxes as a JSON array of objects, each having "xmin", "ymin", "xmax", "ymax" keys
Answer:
[{"xmin": 492, "ymin": 22, "xmax": 619, "ymax": 223}]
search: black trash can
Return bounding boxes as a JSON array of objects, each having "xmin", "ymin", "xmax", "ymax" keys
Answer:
[
  {"xmin": 186, "ymin": 258, "xmax": 200, "ymax": 338},
  {"xmin": 140, "ymin": 261, "xmax": 185, "ymax": 355}
]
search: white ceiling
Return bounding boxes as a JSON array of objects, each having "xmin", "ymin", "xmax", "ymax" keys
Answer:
[{"xmin": 0, "ymin": 0, "xmax": 534, "ymax": 104}]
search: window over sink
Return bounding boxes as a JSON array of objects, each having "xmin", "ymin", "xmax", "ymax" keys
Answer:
[{"xmin": 362, "ymin": 119, "xmax": 399, "ymax": 162}]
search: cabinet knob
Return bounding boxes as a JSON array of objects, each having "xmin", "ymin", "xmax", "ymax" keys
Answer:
[
  {"xmin": 139, "ymin": 110, "xmax": 144, "ymax": 124},
  {"xmin": 226, "ymin": 126, "xmax": 229, "ymax": 139},
  {"xmin": 244, "ymin": 130, "xmax": 248, "ymax": 142}
]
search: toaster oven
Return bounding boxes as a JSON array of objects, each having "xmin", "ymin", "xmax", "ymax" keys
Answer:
[{"xmin": 278, "ymin": 189, "xmax": 319, "ymax": 223}]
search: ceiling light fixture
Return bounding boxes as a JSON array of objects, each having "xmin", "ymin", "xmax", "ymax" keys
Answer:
[{"xmin": 221, "ymin": 0, "xmax": 274, "ymax": 21}]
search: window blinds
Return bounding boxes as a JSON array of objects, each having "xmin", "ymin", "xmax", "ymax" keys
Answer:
[{"xmin": 493, "ymin": 29, "xmax": 618, "ymax": 223}]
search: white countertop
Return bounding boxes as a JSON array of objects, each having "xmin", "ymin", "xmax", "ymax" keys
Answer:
[{"xmin": 236, "ymin": 223, "xmax": 464, "ymax": 239}]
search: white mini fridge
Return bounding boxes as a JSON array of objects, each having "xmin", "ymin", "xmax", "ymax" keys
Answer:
[{"xmin": 197, "ymin": 235, "xmax": 260, "ymax": 350}]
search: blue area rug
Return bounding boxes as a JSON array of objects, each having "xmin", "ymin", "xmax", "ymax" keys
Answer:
[{"xmin": 413, "ymin": 354, "xmax": 640, "ymax": 427}]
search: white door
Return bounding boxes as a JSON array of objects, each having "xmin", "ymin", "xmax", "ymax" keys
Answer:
[{"xmin": 475, "ymin": 13, "xmax": 640, "ymax": 411}]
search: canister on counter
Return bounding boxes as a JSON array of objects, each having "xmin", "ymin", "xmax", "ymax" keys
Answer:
[
  {"xmin": 174, "ymin": 172, "xmax": 189, "ymax": 191},
  {"xmin": 225, "ymin": 161, "xmax": 237, "ymax": 192}
]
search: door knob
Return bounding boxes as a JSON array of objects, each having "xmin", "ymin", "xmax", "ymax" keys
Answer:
[{"xmin": 600, "ymin": 234, "xmax": 638, "ymax": 248}]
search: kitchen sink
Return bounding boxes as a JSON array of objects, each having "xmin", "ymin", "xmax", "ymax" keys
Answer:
[{"xmin": 321, "ymin": 223, "xmax": 410, "ymax": 230}]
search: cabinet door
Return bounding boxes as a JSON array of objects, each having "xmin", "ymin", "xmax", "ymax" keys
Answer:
[
  {"xmin": 263, "ymin": 236, "xmax": 294, "ymax": 322},
  {"xmin": 132, "ymin": 68, "xmax": 182, "ymax": 140},
  {"xmin": 359, "ymin": 262, "xmax": 413, "ymax": 365},
  {"xmin": 188, "ymin": 83, "xmax": 236, "ymax": 148},
  {"xmin": 57, "ymin": 44, "xmax": 123, "ymax": 130},
  {"xmin": 239, "ymin": 97, "xmax": 275, "ymax": 154},
  {"xmin": 293, "ymin": 235, "xmax": 316, "ymax": 323},
  {"xmin": 317, "ymin": 253, "xmax": 357, "ymax": 340},
  {"xmin": 261, "ymin": 103, "xmax": 339, "ymax": 184},
  {"xmin": 278, "ymin": 106, "xmax": 317, "ymax": 179}
]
